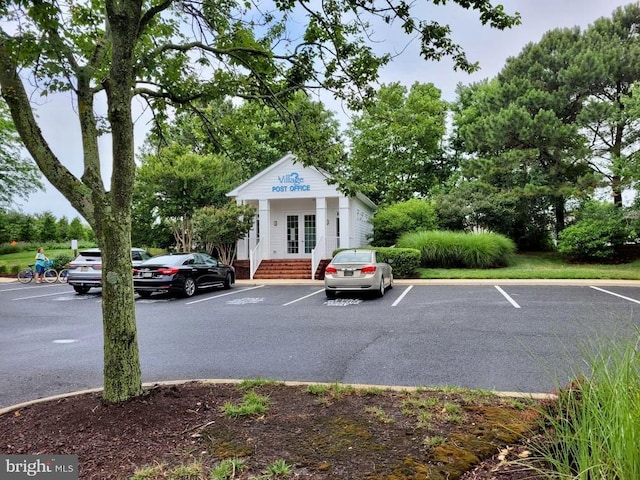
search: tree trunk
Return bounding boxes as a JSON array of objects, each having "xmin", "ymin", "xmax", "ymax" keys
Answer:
[
  {"xmin": 98, "ymin": 0, "xmax": 144, "ymax": 403},
  {"xmin": 554, "ymin": 195, "xmax": 565, "ymax": 238}
]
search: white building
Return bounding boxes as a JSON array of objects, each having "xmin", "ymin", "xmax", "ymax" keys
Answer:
[{"xmin": 227, "ymin": 153, "xmax": 376, "ymax": 279}]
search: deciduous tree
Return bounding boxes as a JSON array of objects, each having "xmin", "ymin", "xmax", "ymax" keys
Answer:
[
  {"xmin": 193, "ymin": 203, "xmax": 256, "ymax": 264},
  {"xmin": 0, "ymin": 0, "xmax": 519, "ymax": 403},
  {"xmin": 344, "ymin": 82, "xmax": 451, "ymax": 205},
  {"xmin": 136, "ymin": 144, "xmax": 241, "ymax": 251},
  {"xmin": 0, "ymin": 102, "xmax": 41, "ymax": 207}
]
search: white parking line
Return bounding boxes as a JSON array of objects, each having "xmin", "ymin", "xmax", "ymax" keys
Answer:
[
  {"xmin": 495, "ymin": 286, "xmax": 521, "ymax": 309},
  {"xmin": 185, "ymin": 285, "xmax": 265, "ymax": 305},
  {"xmin": 12, "ymin": 290, "xmax": 72, "ymax": 301},
  {"xmin": 1, "ymin": 284, "xmax": 62, "ymax": 293},
  {"xmin": 392, "ymin": 285, "xmax": 413, "ymax": 307},
  {"xmin": 282, "ymin": 289, "xmax": 325, "ymax": 306},
  {"xmin": 590, "ymin": 286, "xmax": 640, "ymax": 304}
]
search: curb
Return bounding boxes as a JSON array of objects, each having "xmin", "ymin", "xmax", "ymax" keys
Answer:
[{"xmin": 0, "ymin": 379, "xmax": 557, "ymax": 417}]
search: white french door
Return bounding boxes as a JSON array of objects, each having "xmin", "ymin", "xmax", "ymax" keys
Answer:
[{"xmin": 286, "ymin": 213, "xmax": 316, "ymax": 256}]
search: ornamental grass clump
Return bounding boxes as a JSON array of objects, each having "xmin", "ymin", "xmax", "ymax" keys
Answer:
[
  {"xmin": 397, "ymin": 230, "xmax": 515, "ymax": 269},
  {"xmin": 533, "ymin": 336, "xmax": 640, "ymax": 479}
]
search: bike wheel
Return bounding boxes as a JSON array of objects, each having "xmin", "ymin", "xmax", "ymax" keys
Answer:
[
  {"xmin": 17, "ymin": 269, "xmax": 34, "ymax": 284},
  {"xmin": 58, "ymin": 268, "xmax": 69, "ymax": 283},
  {"xmin": 43, "ymin": 268, "xmax": 58, "ymax": 283}
]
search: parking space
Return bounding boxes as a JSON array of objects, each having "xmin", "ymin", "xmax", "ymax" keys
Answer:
[
  {"xmin": 4, "ymin": 281, "xmax": 640, "ymax": 310},
  {"xmin": 3, "ymin": 279, "xmax": 640, "ymax": 408}
]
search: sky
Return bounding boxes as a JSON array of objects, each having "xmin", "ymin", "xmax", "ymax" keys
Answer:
[{"xmin": 10, "ymin": 0, "xmax": 636, "ymax": 221}]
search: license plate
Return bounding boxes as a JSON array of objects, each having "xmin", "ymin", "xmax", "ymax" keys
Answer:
[
  {"xmin": 143, "ymin": 272, "xmax": 153, "ymax": 278},
  {"xmin": 343, "ymin": 270, "xmax": 353, "ymax": 277},
  {"xmin": 79, "ymin": 267, "xmax": 90, "ymax": 272}
]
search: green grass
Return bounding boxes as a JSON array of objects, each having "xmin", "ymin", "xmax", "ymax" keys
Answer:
[
  {"xmin": 221, "ymin": 390, "xmax": 270, "ymax": 418},
  {"xmin": 0, "ymin": 244, "xmax": 96, "ymax": 271},
  {"xmin": 417, "ymin": 252, "xmax": 640, "ymax": 280},
  {"xmin": 531, "ymin": 335, "xmax": 640, "ymax": 479}
]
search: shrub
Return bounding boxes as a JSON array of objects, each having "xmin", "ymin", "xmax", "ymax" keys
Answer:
[
  {"xmin": 0, "ymin": 243, "xmax": 23, "ymax": 255},
  {"xmin": 370, "ymin": 199, "xmax": 438, "ymax": 247},
  {"xmin": 331, "ymin": 247, "xmax": 421, "ymax": 279},
  {"xmin": 0, "ymin": 263, "xmax": 6, "ymax": 275},
  {"xmin": 558, "ymin": 202, "xmax": 632, "ymax": 261},
  {"xmin": 9, "ymin": 263, "xmax": 20, "ymax": 275},
  {"xmin": 51, "ymin": 254, "xmax": 73, "ymax": 270},
  {"xmin": 374, "ymin": 247, "xmax": 421, "ymax": 278},
  {"xmin": 396, "ymin": 230, "xmax": 515, "ymax": 269},
  {"xmin": 532, "ymin": 336, "xmax": 640, "ymax": 479}
]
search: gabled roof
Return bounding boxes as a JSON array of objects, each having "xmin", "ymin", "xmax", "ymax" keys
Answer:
[
  {"xmin": 227, "ymin": 153, "xmax": 296, "ymax": 197},
  {"xmin": 226, "ymin": 153, "xmax": 376, "ymax": 210}
]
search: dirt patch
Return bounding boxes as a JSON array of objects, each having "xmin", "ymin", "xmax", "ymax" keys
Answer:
[{"xmin": 1, "ymin": 381, "xmax": 547, "ymax": 479}]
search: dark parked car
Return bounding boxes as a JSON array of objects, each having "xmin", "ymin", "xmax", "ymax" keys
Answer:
[
  {"xmin": 133, "ymin": 252, "xmax": 235, "ymax": 298},
  {"xmin": 68, "ymin": 247, "xmax": 151, "ymax": 294}
]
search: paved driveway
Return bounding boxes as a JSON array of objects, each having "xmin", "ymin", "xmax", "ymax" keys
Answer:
[{"xmin": 1, "ymin": 279, "xmax": 639, "ymax": 408}]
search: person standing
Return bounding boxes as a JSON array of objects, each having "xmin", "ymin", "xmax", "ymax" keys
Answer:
[{"xmin": 34, "ymin": 247, "xmax": 48, "ymax": 283}]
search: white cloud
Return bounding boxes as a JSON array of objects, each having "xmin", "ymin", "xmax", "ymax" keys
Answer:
[{"xmin": 14, "ymin": 0, "xmax": 634, "ymax": 219}]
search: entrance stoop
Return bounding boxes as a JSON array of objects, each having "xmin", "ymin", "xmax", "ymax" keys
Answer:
[{"xmin": 232, "ymin": 259, "xmax": 330, "ymax": 280}]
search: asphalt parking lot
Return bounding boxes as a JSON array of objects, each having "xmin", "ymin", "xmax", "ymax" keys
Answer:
[{"xmin": 1, "ymin": 279, "xmax": 640, "ymax": 408}]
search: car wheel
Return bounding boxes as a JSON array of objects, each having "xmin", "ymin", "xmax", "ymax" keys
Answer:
[
  {"xmin": 137, "ymin": 291, "xmax": 152, "ymax": 299},
  {"xmin": 182, "ymin": 277, "xmax": 197, "ymax": 297},
  {"xmin": 376, "ymin": 278, "xmax": 385, "ymax": 298},
  {"xmin": 325, "ymin": 289, "xmax": 336, "ymax": 299},
  {"xmin": 73, "ymin": 286, "xmax": 90, "ymax": 294},
  {"xmin": 388, "ymin": 273, "xmax": 394, "ymax": 290},
  {"xmin": 223, "ymin": 272, "xmax": 233, "ymax": 290}
]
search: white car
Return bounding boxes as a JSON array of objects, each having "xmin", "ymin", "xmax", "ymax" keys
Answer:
[
  {"xmin": 67, "ymin": 248, "xmax": 151, "ymax": 294},
  {"xmin": 324, "ymin": 249, "xmax": 393, "ymax": 299}
]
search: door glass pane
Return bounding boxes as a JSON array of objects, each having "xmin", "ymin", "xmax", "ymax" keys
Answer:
[
  {"xmin": 287, "ymin": 215, "xmax": 299, "ymax": 254},
  {"xmin": 304, "ymin": 214, "xmax": 316, "ymax": 254}
]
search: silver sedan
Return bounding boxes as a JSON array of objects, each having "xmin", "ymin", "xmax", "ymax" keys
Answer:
[{"xmin": 323, "ymin": 249, "xmax": 393, "ymax": 299}]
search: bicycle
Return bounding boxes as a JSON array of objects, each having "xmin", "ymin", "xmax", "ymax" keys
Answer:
[
  {"xmin": 57, "ymin": 267, "xmax": 69, "ymax": 283},
  {"xmin": 17, "ymin": 261, "xmax": 59, "ymax": 284}
]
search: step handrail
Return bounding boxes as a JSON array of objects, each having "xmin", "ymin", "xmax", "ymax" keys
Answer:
[
  {"xmin": 249, "ymin": 238, "xmax": 266, "ymax": 280},
  {"xmin": 311, "ymin": 235, "xmax": 325, "ymax": 280}
]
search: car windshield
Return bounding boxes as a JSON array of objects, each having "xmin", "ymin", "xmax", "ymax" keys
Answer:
[
  {"xmin": 79, "ymin": 250, "xmax": 101, "ymax": 258},
  {"xmin": 332, "ymin": 251, "xmax": 374, "ymax": 264}
]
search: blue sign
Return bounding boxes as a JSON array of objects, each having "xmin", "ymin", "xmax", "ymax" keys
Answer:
[{"xmin": 271, "ymin": 172, "xmax": 311, "ymax": 193}]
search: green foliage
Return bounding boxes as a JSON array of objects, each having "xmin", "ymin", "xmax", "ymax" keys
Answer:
[
  {"xmin": 558, "ymin": 202, "xmax": 632, "ymax": 261},
  {"xmin": 51, "ymin": 253, "xmax": 72, "ymax": 270},
  {"xmin": 0, "ymin": 102, "xmax": 43, "ymax": 207},
  {"xmin": 266, "ymin": 459, "xmax": 292, "ymax": 477},
  {"xmin": 192, "ymin": 202, "xmax": 256, "ymax": 265},
  {"xmin": 222, "ymin": 391, "xmax": 270, "ymax": 418},
  {"xmin": 343, "ymin": 82, "xmax": 453, "ymax": 205},
  {"xmin": 331, "ymin": 246, "xmax": 420, "ymax": 278},
  {"xmin": 210, "ymin": 458, "xmax": 246, "ymax": 480},
  {"xmin": 150, "ymin": 92, "xmax": 346, "ymax": 183},
  {"xmin": 397, "ymin": 230, "xmax": 516, "ymax": 269},
  {"xmin": 432, "ymin": 181, "xmax": 555, "ymax": 251},
  {"xmin": 38, "ymin": 211, "xmax": 58, "ymax": 242},
  {"xmin": 370, "ymin": 198, "xmax": 438, "ymax": 247},
  {"xmin": 0, "ymin": 210, "xmax": 91, "ymax": 244},
  {"xmin": 374, "ymin": 247, "xmax": 421, "ymax": 279},
  {"xmin": 533, "ymin": 336, "xmax": 640, "ymax": 479},
  {"xmin": 135, "ymin": 144, "xmax": 242, "ymax": 251}
]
